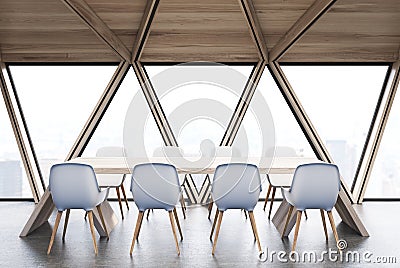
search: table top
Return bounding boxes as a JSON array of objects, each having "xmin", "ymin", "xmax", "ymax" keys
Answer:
[{"xmin": 67, "ymin": 156, "xmax": 320, "ymax": 175}]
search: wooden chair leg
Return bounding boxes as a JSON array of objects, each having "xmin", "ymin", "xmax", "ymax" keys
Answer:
[
  {"xmin": 208, "ymin": 201, "xmax": 213, "ymax": 220},
  {"xmin": 130, "ymin": 211, "xmax": 144, "ymax": 254},
  {"xmin": 212, "ymin": 210, "xmax": 223, "ymax": 255},
  {"xmin": 173, "ymin": 208, "xmax": 183, "ymax": 241},
  {"xmin": 320, "ymin": 209, "xmax": 328, "ymax": 241},
  {"xmin": 116, "ymin": 187, "xmax": 124, "ymax": 220},
  {"xmin": 243, "ymin": 210, "xmax": 248, "ymax": 219},
  {"xmin": 97, "ymin": 205, "xmax": 109, "ymax": 240},
  {"xmin": 84, "ymin": 211, "xmax": 88, "ymax": 220},
  {"xmin": 120, "ymin": 184, "xmax": 130, "ymax": 210},
  {"xmin": 248, "ymin": 211, "xmax": 262, "ymax": 253},
  {"xmin": 327, "ymin": 211, "xmax": 339, "ymax": 246},
  {"xmin": 292, "ymin": 211, "xmax": 302, "ymax": 252},
  {"xmin": 282, "ymin": 205, "xmax": 294, "ymax": 238},
  {"xmin": 87, "ymin": 211, "xmax": 98, "ymax": 255},
  {"xmin": 137, "ymin": 210, "xmax": 145, "ymax": 241},
  {"xmin": 47, "ymin": 211, "xmax": 63, "ymax": 254},
  {"xmin": 304, "ymin": 210, "xmax": 308, "ymax": 220},
  {"xmin": 180, "ymin": 194, "xmax": 186, "ymax": 219},
  {"xmin": 210, "ymin": 209, "xmax": 219, "ymax": 240},
  {"xmin": 263, "ymin": 184, "xmax": 272, "ymax": 211},
  {"xmin": 62, "ymin": 209, "xmax": 70, "ymax": 241},
  {"xmin": 168, "ymin": 211, "xmax": 181, "ymax": 255},
  {"xmin": 268, "ymin": 187, "xmax": 277, "ymax": 220}
]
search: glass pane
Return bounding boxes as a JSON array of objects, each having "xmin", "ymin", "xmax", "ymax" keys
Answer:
[
  {"xmin": 282, "ymin": 65, "xmax": 388, "ymax": 187},
  {"xmin": 366, "ymin": 85, "xmax": 400, "ymax": 198},
  {"xmin": 83, "ymin": 68, "xmax": 165, "ymax": 199},
  {"xmin": 246, "ymin": 68, "xmax": 317, "ymax": 199},
  {"xmin": 84, "ymin": 67, "xmax": 139, "ymax": 156},
  {"xmin": 145, "ymin": 64, "xmax": 253, "ymax": 189},
  {"xmin": 0, "ymin": 98, "xmax": 32, "ymax": 198},
  {"xmin": 243, "ymin": 68, "xmax": 315, "ymax": 158},
  {"xmin": 146, "ymin": 64, "xmax": 253, "ymax": 154},
  {"xmin": 9, "ymin": 65, "xmax": 117, "ymax": 187}
]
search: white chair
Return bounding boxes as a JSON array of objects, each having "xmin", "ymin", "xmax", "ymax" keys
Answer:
[
  {"xmin": 210, "ymin": 163, "xmax": 262, "ymax": 255},
  {"xmin": 282, "ymin": 163, "xmax": 341, "ymax": 251},
  {"xmin": 130, "ymin": 163, "xmax": 182, "ymax": 255},
  {"xmin": 47, "ymin": 163, "xmax": 109, "ymax": 255},
  {"xmin": 207, "ymin": 146, "xmax": 242, "ymax": 219},
  {"xmin": 153, "ymin": 146, "xmax": 187, "ymax": 219},
  {"xmin": 95, "ymin": 146, "xmax": 129, "ymax": 219}
]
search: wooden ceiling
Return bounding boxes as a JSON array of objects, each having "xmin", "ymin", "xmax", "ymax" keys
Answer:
[
  {"xmin": 141, "ymin": 0, "xmax": 258, "ymax": 62},
  {"xmin": 283, "ymin": 0, "xmax": 400, "ymax": 62},
  {"xmin": 0, "ymin": 0, "xmax": 399, "ymax": 63}
]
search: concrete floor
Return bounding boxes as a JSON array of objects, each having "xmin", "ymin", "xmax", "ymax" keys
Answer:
[{"xmin": 0, "ymin": 201, "xmax": 399, "ymax": 267}]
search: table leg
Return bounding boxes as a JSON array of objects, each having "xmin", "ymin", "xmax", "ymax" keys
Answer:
[{"xmin": 92, "ymin": 201, "xmax": 118, "ymax": 237}]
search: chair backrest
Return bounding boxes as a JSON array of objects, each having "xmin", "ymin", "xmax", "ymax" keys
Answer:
[
  {"xmin": 49, "ymin": 163, "xmax": 101, "ymax": 211},
  {"xmin": 212, "ymin": 163, "xmax": 261, "ymax": 211},
  {"xmin": 131, "ymin": 163, "xmax": 181, "ymax": 211},
  {"xmin": 289, "ymin": 163, "xmax": 341, "ymax": 211}
]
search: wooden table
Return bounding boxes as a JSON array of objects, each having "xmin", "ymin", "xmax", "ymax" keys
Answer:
[{"xmin": 67, "ymin": 156, "xmax": 318, "ymax": 175}]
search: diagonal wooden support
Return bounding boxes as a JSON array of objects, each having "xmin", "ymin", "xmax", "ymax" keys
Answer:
[
  {"xmin": 355, "ymin": 61, "xmax": 400, "ymax": 203},
  {"xmin": 269, "ymin": 61, "xmax": 368, "ymax": 236},
  {"xmin": 238, "ymin": 0, "xmax": 268, "ymax": 61},
  {"xmin": 220, "ymin": 61, "xmax": 265, "ymax": 146},
  {"xmin": 60, "ymin": 0, "xmax": 131, "ymax": 62},
  {"xmin": 132, "ymin": 0, "xmax": 160, "ymax": 62},
  {"xmin": 269, "ymin": 0, "xmax": 336, "ymax": 62}
]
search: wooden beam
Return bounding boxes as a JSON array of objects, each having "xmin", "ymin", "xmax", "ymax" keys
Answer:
[
  {"xmin": 269, "ymin": 0, "xmax": 336, "ymax": 62},
  {"xmin": 238, "ymin": 0, "xmax": 268, "ymax": 61},
  {"xmin": 269, "ymin": 61, "xmax": 368, "ymax": 236},
  {"xmin": 355, "ymin": 61, "xmax": 400, "ymax": 203},
  {"xmin": 20, "ymin": 61, "xmax": 130, "ymax": 236},
  {"xmin": 132, "ymin": 0, "xmax": 160, "ymax": 62},
  {"xmin": 131, "ymin": 61, "xmax": 176, "ymax": 146},
  {"xmin": 398, "ymin": 46, "xmax": 400, "ymax": 61},
  {"xmin": 351, "ymin": 65, "xmax": 392, "ymax": 194},
  {"xmin": 0, "ymin": 62, "xmax": 43, "ymax": 203},
  {"xmin": 220, "ymin": 61, "xmax": 266, "ymax": 146},
  {"xmin": 61, "ymin": 0, "xmax": 131, "ymax": 62}
]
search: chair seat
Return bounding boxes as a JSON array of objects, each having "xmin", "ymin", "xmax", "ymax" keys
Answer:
[
  {"xmin": 268, "ymin": 174, "xmax": 292, "ymax": 187},
  {"xmin": 97, "ymin": 175, "xmax": 123, "ymax": 188}
]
